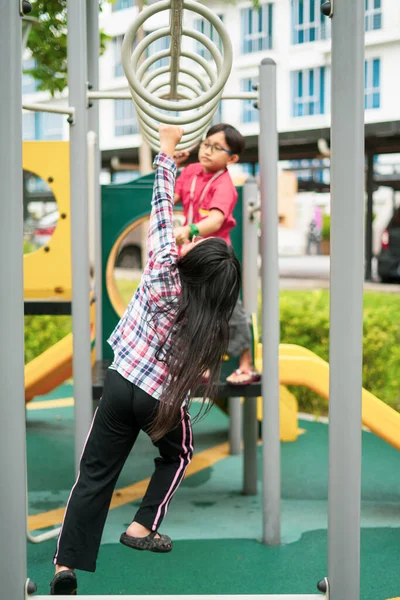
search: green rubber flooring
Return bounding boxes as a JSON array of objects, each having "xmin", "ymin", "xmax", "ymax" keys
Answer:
[{"xmin": 26, "ymin": 385, "xmax": 400, "ymax": 598}]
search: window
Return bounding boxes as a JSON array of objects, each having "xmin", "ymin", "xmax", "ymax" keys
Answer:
[
  {"xmin": 211, "ymin": 101, "xmax": 223, "ymax": 126},
  {"xmin": 292, "ymin": 67, "xmax": 326, "ymax": 117},
  {"xmin": 365, "ymin": 0, "xmax": 382, "ymax": 31},
  {"xmin": 194, "ymin": 15, "xmax": 224, "ymax": 60},
  {"xmin": 241, "ymin": 4, "xmax": 273, "ymax": 54},
  {"xmin": 145, "ymin": 34, "xmax": 169, "ymax": 71},
  {"xmin": 292, "ymin": 0, "xmax": 331, "ymax": 44},
  {"xmin": 113, "ymin": 0, "xmax": 134, "ymax": 11},
  {"xmin": 241, "ymin": 78, "xmax": 259, "ymax": 124},
  {"xmin": 23, "ymin": 112, "xmax": 36, "ymax": 140},
  {"xmin": 113, "ymin": 35, "xmax": 124, "ymax": 78},
  {"xmin": 22, "ymin": 58, "xmax": 37, "ymax": 94},
  {"xmin": 365, "ymin": 58, "xmax": 380, "ymax": 109},
  {"xmin": 22, "ymin": 111, "xmax": 64, "ymax": 140},
  {"xmin": 114, "ymin": 100, "xmax": 138, "ymax": 136},
  {"xmin": 41, "ymin": 112, "xmax": 64, "ymax": 140}
]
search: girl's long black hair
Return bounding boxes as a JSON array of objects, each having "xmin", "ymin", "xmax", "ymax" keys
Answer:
[{"xmin": 150, "ymin": 237, "xmax": 241, "ymax": 441}]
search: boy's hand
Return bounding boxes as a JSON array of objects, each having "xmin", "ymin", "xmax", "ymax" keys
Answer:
[
  {"xmin": 174, "ymin": 225, "xmax": 190, "ymax": 246},
  {"xmin": 173, "ymin": 150, "xmax": 190, "ymax": 167},
  {"xmin": 159, "ymin": 124, "xmax": 184, "ymax": 158}
]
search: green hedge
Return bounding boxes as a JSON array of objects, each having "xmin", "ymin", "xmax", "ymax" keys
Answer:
[
  {"xmin": 24, "ymin": 316, "xmax": 72, "ymax": 364},
  {"xmin": 278, "ymin": 291, "xmax": 400, "ymax": 414},
  {"xmin": 24, "ymin": 291, "xmax": 400, "ymax": 416}
]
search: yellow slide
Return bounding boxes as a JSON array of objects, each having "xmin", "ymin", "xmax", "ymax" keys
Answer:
[
  {"xmin": 267, "ymin": 343, "xmax": 400, "ymax": 451},
  {"xmin": 25, "ymin": 332, "xmax": 96, "ymax": 403},
  {"xmin": 25, "ymin": 299, "xmax": 96, "ymax": 403},
  {"xmin": 25, "ymin": 334, "xmax": 74, "ymax": 402}
]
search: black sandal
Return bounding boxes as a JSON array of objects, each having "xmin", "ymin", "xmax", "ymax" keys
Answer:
[
  {"xmin": 50, "ymin": 570, "xmax": 77, "ymax": 595},
  {"xmin": 120, "ymin": 530, "xmax": 173, "ymax": 553}
]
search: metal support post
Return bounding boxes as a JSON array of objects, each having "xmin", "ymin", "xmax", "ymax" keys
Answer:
[
  {"xmin": 228, "ymin": 397, "xmax": 242, "ymax": 455},
  {"xmin": 169, "ymin": 0, "xmax": 183, "ymax": 99},
  {"xmin": 328, "ymin": 0, "xmax": 364, "ymax": 598},
  {"xmin": 259, "ymin": 58, "xmax": 280, "ymax": 546},
  {"xmin": 243, "ymin": 397, "xmax": 258, "ymax": 495},
  {"xmin": 67, "ymin": 0, "xmax": 93, "ymax": 472},
  {"xmin": 365, "ymin": 151, "xmax": 374, "ymax": 282},
  {"xmin": 87, "ymin": 0, "xmax": 103, "ymax": 360},
  {"xmin": 242, "ymin": 177, "xmax": 260, "ymax": 495},
  {"xmin": 0, "ymin": 4, "xmax": 27, "ymax": 599}
]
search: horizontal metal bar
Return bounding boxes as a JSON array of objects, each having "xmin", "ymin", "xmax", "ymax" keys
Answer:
[
  {"xmin": 27, "ymin": 526, "xmax": 61, "ymax": 544},
  {"xmin": 22, "ymin": 102, "xmax": 75, "ymax": 119},
  {"xmin": 249, "ymin": 203, "xmax": 261, "ymax": 216},
  {"xmin": 87, "ymin": 91, "xmax": 258, "ymax": 101},
  {"xmin": 32, "ymin": 595, "xmax": 324, "ymax": 599}
]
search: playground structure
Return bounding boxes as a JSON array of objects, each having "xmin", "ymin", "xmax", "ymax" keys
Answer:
[{"xmin": 0, "ymin": 0, "xmax": 386, "ymax": 599}]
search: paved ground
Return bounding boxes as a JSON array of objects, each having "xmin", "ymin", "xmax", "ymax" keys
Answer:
[{"xmin": 116, "ymin": 257, "xmax": 400, "ymax": 292}]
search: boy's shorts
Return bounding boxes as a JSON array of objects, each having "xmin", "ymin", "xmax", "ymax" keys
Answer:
[{"xmin": 227, "ymin": 298, "xmax": 252, "ymax": 358}]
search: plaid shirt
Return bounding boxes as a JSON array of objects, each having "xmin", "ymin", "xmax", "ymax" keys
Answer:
[{"xmin": 108, "ymin": 153, "xmax": 181, "ymax": 400}]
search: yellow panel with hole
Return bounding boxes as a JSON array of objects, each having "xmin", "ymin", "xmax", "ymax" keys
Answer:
[{"xmin": 23, "ymin": 141, "xmax": 71, "ymax": 300}]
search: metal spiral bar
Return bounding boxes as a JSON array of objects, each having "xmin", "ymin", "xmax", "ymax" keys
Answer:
[{"xmin": 121, "ymin": 0, "xmax": 233, "ymax": 151}]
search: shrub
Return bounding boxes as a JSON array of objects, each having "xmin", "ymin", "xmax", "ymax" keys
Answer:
[
  {"xmin": 24, "ymin": 292, "xmax": 400, "ymax": 418},
  {"xmin": 25, "ymin": 316, "xmax": 72, "ymax": 364},
  {"xmin": 259, "ymin": 291, "xmax": 400, "ymax": 414},
  {"xmin": 322, "ymin": 214, "xmax": 330, "ymax": 241}
]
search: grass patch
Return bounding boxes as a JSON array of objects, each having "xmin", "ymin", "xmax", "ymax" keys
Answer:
[{"xmin": 115, "ymin": 277, "xmax": 141, "ymax": 306}]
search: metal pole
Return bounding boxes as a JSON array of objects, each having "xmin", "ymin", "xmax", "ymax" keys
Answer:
[
  {"xmin": 242, "ymin": 177, "xmax": 260, "ymax": 495},
  {"xmin": 87, "ymin": 91, "xmax": 258, "ymax": 101},
  {"xmin": 365, "ymin": 151, "xmax": 374, "ymax": 282},
  {"xmin": 0, "ymin": 3, "xmax": 27, "ymax": 599},
  {"xmin": 68, "ymin": 0, "xmax": 93, "ymax": 472},
  {"xmin": 328, "ymin": 0, "xmax": 364, "ymax": 598},
  {"xmin": 169, "ymin": 0, "xmax": 183, "ymax": 99},
  {"xmin": 243, "ymin": 398, "xmax": 258, "ymax": 495},
  {"xmin": 228, "ymin": 397, "xmax": 242, "ymax": 455},
  {"xmin": 87, "ymin": 0, "xmax": 103, "ymax": 360},
  {"xmin": 259, "ymin": 59, "xmax": 280, "ymax": 545},
  {"xmin": 22, "ymin": 102, "xmax": 75, "ymax": 118}
]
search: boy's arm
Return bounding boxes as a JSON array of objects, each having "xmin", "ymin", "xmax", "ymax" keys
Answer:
[
  {"xmin": 175, "ymin": 209, "xmax": 225, "ymax": 245},
  {"xmin": 174, "ymin": 193, "xmax": 181, "ymax": 205}
]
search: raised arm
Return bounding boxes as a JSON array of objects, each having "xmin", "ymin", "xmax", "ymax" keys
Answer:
[{"xmin": 147, "ymin": 125, "xmax": 184, "ymax": 267}]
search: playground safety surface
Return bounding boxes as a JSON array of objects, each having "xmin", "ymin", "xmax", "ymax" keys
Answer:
[{"xmin": 27, "ymin": 384, "xmax": 400, "ymax": 598}]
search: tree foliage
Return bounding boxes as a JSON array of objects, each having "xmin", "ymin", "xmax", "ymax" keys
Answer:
[{"xmin": 25, "ymin": 0, "xmax": 109, "ymax": 96}]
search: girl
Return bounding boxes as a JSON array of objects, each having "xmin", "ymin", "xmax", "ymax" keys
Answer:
[{"xmin": 50, "ymin": 125, "xmax": 241, "ymax": 595}]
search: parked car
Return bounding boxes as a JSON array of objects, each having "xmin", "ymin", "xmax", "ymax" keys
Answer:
[
  {"xmin": 377, "ymin": 208, "xmax": 400, "ymax": 283},
  {"xmin": 32, "ymin": 210, "xmax": 59, "ymax": 248}
]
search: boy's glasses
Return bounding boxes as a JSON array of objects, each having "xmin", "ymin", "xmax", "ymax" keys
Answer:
[{"xmin": 200, "ymin": 141, "xmax": 233, "ymax": 156}]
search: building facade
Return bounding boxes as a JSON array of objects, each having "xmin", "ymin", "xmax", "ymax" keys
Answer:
[{"xmin": 22, "ymin": 1, "xmax": 400, "ymax": 164}]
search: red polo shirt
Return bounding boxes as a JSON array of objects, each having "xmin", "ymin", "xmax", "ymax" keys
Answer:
[{"xmin": 175, "ymin": 163, "xmax": 238, "ymax": 245}]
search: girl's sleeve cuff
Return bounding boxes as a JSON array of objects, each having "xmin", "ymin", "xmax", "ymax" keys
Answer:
[{"xmin": 153, "ymin": 152, "xmax": 177, "ymax": 176}]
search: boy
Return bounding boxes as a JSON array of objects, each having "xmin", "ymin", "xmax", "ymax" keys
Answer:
[{"xmin": 173, "ymin": 123, "xmax": 260, "ymax": 386}]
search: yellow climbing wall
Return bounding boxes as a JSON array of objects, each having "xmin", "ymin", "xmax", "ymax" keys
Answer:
[{"xmin": 23, "ymin": 141, "xmax": 71, "ymax": 300}]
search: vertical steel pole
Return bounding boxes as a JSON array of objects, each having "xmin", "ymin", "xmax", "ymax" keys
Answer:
[
  {"xmin": 68, "ymin": 0, "xmax": 93, "ymax": 472},
  {"xmin": 259, "ymin": 59, "xmax": 280, "ymax": 545},
  {"xmin": 228, "ymin": 396, "xmax": 242, "ymax": 455},
  {"xmin": 87, "ymin": 0, "xmax": 103, "ymax": 360},
  {"xmin": 328, "ymin": 0, "xmax": 364, "ymax": 598},
  {"xmin": 242, "ymin": 177, "xmax": 260, "ymax": 495},
  {"xmin": 365, "ymin": 151, "xmax": 374, "ymax": 282},
  {"xmin": 0, "ymin": 3, "xmax": 27, "ymax": 599}
]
